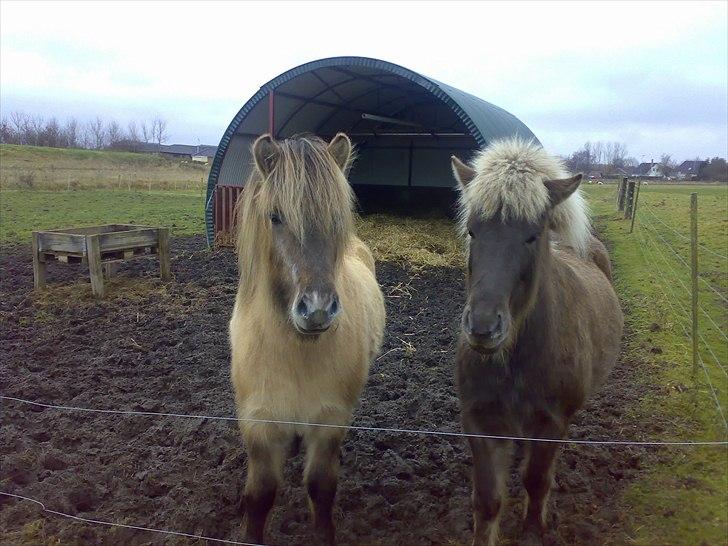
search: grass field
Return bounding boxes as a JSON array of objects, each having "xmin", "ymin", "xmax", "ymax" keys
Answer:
[
  {"xmin": 0, "ymin": 144, "xmax": 210, "ymax": 191},
  {"xmin": 585, "ymin": 183, "xmax": 727, "ymax": 545},
  {"xmin": 0, "ymin": 189, "xmax": 205, "ymax": 244},
  {"xmin": 0, "ymin": 180, "xmax": 726, "ymax": 544}
]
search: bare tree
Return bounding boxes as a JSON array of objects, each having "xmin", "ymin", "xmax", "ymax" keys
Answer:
[
  {"xmin": 566, "ymin": 141, "xmax": 630, "ymax": 175},
  {"xmin": 140, "ymin": 121, "xmax": 151, "ymax": 143},
  {"xmin": 592, "ymin": 141, "xmax": 604, "ymax": 167},
  {"xmin": 9, "ymin": 111, "xmax": 27, "ymax": 143},
  {"xmin": 127, "ymin": 121, "xmax": 140, "ymax": 143},
  {"xmin": 604, "ymin": 142, "xmax": 628, "ymax": 172},
  {"xmin": 87, "ymin": 117, "xmax": 106, "ymax": 149},
  {"xmin": 0, "ymin": 117, "xmax": 10, "ymax": 144},
  {"xmin": 704, "ymin": 157, "xmax": 727, "ymax": 182},
  {"xmin": 0, "ymin": 110, "xmax": 177, "ymax": 152},
  {"xmin": 63, "ymin": 118, "xmax": 80, "ymax": 148},
  {"xmin": 151, "ymin": 117, "xmax": 168, "ymax": 149},
  {"xmin": 659, "ymin": 154, "xmax": 676, "ymax": 176},
  {"xmin": 106, "ymin": 120, "xmax": 123, "ymax": 147},
  {"xmin": 40, "ymin": 117, "xmax": 62, "ymax": 147}
]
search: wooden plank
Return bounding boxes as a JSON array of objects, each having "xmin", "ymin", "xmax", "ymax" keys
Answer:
[
  {"xmin": 37, "ymin": 232, "xmax": 87, "ymax": 254},
  {"xmin": 96, "ymin": 253, "xmax": 157, "ymax": 265},
  {"xmin": 32, "ymin": 232, "xmax": 46, "ymax": 291},
  {"xmin": 97, "ymin": 229, "xmax": 158, "ymax": 252},
  {"xmin": 157, "ymin": 228, "xmax": 171, "ymax": 282},
  {"xmin": 42, "ymin": 250, "xmax": 85, "ymax": 258},
  {"xmin": 86, "ymin": 234, "xmax": 105, "ymax": 298},
  {"xmin": 109, "ymin": 224, "xmax": 155, "ymax": 231},
  {"xmin": 46, "ymin": 225, "xmax": 119, "ymax": 235},
  {"xmin": 104, "ymin": 262, "xmax": 118, "ymax": 279}
]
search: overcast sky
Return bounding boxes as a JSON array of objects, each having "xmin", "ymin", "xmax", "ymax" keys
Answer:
[{"xmin": 1, "ymin": 1, "xmax": 726, "ymax": 161}]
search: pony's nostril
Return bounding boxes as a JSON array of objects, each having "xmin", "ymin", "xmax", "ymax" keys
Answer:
[
  {"xmin": 296, "ymin": 298, "xmax": 309, "ymax": 318},
  {"xmin": 329, "ymin": 296, "xmax": 339, "ymax": 316}
]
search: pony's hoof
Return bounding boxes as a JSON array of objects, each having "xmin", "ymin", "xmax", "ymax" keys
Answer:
[
  {"xmin": 313, "ymin": 526, "xmax": 336, "ymax": 546},
  {"xmin": 521, "ymin": 526, "xmax": 545, "ymax": 546}
]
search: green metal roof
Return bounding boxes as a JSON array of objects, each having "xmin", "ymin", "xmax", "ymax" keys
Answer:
[{"xmin": 206, "ymin": 56, "xmax": 538, "ymax": 244}]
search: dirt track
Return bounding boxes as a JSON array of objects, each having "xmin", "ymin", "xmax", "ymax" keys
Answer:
[{"xmin": 1, "ymin": 236, "xmax": 648, "ymax": 545}]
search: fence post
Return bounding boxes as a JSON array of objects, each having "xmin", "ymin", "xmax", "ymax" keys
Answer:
[
  {"xmin": 690, "ymin": 192, "xmax": 698, "ymax": 380},
  {"xmin": 624, "ymin": 181, "xmax": 636, "ymax": 219},
  {"xmin": 617, "ymin": 177, "xmax": 627, "ymax": 211},
  {"xmin": 629, "ymin": 181, "xmax": 642, "ymax": 233}
]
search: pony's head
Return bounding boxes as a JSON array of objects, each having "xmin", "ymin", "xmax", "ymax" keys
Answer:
[
  {"xmin": 452, "ymin": 138, "xmax": 589, "ymax": 354},
  {"xmin": 236, "ymin": 133, "xmax": 355, "ymax": 336}
]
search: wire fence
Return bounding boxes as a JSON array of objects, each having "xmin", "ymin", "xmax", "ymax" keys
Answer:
[
  {"xmin": 0, "ymin": 491, "xmax": 262, "ymax": 546},
  {"xmin": 3, "ymin": 395, "xmax": 727, "ymax": 446},
  {"xmin": 2, "ymin": 180, "xmax": 727, "ymax": 545},
  {"xmin": 617, "ymin": 179, "xmax": 728, "ymax": 432}
]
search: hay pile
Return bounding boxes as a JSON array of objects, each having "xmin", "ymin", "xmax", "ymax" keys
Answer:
[{"xmin": 356, "ymin": 214, "xmax": 464, "ymax": 269}]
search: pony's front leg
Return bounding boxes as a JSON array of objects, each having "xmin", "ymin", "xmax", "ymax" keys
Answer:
[
  {"xmin": 520, "ymin": 419, "xmax": 565, "ymax": 546},
  {"xmin": 465, "ymin": 415, "xmax": 513, "ymax": 546},
  {"xmin": 242, "ymin": 427, "xmax": 287, "ymax": 544},
  {"xmin": 304, "ymin": 426, "xmax": 346, "ymax": 546}
]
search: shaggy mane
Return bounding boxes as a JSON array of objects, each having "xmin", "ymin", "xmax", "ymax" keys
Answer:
[
  {"xmin": 235, "ymin": 135, "xmax": 355, "ymax": 300},
  {"xmin": 458, "ymin": 138, "xmax": 591, "ymax": 256}
]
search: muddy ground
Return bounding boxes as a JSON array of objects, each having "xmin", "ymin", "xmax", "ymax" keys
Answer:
[{"xmin": 1, "ymin": 236, "xmax": 654, "ymax": 545}]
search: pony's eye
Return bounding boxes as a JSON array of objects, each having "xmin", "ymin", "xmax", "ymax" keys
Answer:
[
  {"xmin": 468, "ymin": 230, "xmax": 475, "ymax": 238},
  {"xmin": 525, "ymin": 233, "xmax": 539, "ymax": 244},
  {"xmin": 270, "ymin": 213, "xmax": 282, "ymax": 225}
]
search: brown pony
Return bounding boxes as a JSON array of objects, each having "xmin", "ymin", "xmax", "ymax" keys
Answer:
[
  {"xmin": 229, "ymin": 133, "xmax": 385, "ymax": 545},
  {"xmin": 451, "ymin": 139, "xmax": 623, "ymax": 546}
]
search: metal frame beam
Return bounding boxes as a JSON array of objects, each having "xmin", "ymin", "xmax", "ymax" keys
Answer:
[{"xmin": 276, "ymin": 70, "xmax": 359, "ymax": 135}]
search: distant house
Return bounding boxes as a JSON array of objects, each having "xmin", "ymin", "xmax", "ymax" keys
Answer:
[
  {"xmin": 137, "ymin": 143, "xmax": 217, "ymax": 162},
  {"xmin": 587, "ymin": 170, "xmax": 603, "ymax": 180},
  {"xmin": 635, "ymin": 161, "xmax": 663, "ymax": 178},
  {"xmin": 676, "ymin": 160, "xmax": 707, "ymax": 180}
]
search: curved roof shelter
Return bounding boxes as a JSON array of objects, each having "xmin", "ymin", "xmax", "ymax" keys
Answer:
[{"xmin": 206, "ymin": 56, "xmax": 538, "ymax": 243}]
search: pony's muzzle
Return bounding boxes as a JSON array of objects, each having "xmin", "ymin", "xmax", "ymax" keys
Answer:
[
  {"xmin": 462, "ymin": 305, "xmax": 508, "ymax": 353},
  {"xmin": 292, "ymin": 291, "xmax": 340, "ymax": 335}
]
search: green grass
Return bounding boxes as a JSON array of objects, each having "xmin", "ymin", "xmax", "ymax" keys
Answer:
[
  {"xmin": 583, "ymin": 183, "xmax": 727, "ymax": 545},
  {"xmin": 0, "ymin": 189, "xmax": 205, "ymax": 245}
]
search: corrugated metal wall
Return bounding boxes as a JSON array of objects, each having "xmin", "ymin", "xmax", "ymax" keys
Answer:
[{"xmin": 218, "ymin": 134, "xmax": 255, "ymax": 187}]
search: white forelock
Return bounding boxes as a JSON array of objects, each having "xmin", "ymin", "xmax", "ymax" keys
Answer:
[{"xmin": 458, "ymin": 138, "xmax": 591, "ymax": 256}]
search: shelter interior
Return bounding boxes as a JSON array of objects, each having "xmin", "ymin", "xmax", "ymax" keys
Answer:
[{"xmin": 217, "ymin": 65, "xmax": 479, "ymax": 191}]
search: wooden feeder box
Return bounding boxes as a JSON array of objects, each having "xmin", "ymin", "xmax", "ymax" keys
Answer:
[{"xmin": 32, "ymin": 224, "xmax": 171, "ymax": 298}]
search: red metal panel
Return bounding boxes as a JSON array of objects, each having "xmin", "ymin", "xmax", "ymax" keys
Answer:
[
  {"xmin": 222, "ymin": 186, "xmax": 228, "ymax": 235},
  {"xmin": 213, "ymin": 184, "xmax": 244, "ymax": 244}
]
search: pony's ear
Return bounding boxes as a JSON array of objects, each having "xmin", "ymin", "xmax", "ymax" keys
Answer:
[
  {"xmin": 451, "ymin": 156, "xmax": 476, "ymax": 187},
  {"xmin": 544, "ymin": 174, "xmax": 583, "ymax": 206},
  {"xmin": 252, "ymin": 134, "xmax": 280, "ymax": 177},
  {"xmin": 327, "ymin": 132, "xmax": 353, "ymax": 173}
]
